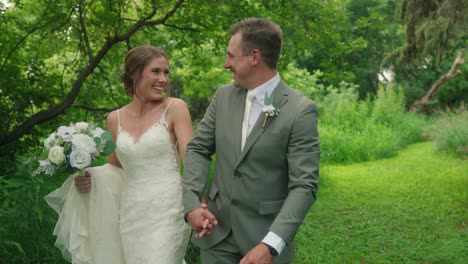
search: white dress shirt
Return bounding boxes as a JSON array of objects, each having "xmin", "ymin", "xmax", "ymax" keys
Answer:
[
  {"xmin": 243, "ymin": 73, "xmax": 286, "ymax": 254},
  {"xmin": 245, "ymin": 73, "xmax": 280, "ymax": 134}
]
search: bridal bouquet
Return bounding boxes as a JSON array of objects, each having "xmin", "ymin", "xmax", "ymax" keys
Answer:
[{"xmin": 33, "ymin": 122, "xmax": 116, "ymax": 176}]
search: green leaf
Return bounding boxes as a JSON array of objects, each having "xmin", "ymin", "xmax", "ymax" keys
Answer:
[
  {"xmin": 94, "ymin": 137, "xmax": 102, "ymax": 148},
  {"xmin": 63, "ymin": 143, "xmax": 72, "ymax": 155},
  {"xmin": 101, "ymin": 131, "xmax": 113, "ymax": 141},
  {"xmin": 39, "ymin": 150, "xmax": 48, "ymax": 160},
  {"xmin": 102, "ymin": 140, "xmax": 116, "ymax": 155},
  {"xmin": 1, "ymin": 178, "xmax": 25, "ymax": 188},
  {"xmin": 2, "ymin": 241, "xmax": 25, "ymax": 255},
  {"xmin": 264, "ymin": 92, "xmax": 273, "ymax": 105}
]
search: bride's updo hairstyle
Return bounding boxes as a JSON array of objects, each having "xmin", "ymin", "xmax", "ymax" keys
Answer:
[{"xmin": 120, "ymin": 45, "xmax": 170, "ymax": 97}]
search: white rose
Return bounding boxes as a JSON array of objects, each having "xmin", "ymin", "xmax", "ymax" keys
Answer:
[
  {"xmin": 44, "ymin": 133, "xmax": 57, "ymax": 149},
  {"xmin": 92, "ymin": 127, "xmax": 105, "ymax": 137},
  {"xmin": 74, "ymin": 122, "xmax": 89, "ymax": 133},
  {"xmin": 71, "ymin": 134, "xmax": 97, "ymax": 154},
  {"xmin": 262, "ymin": 105, "xmax": 275, "ymax": 113},
  {"xmin": 69, "ymin": 150, "xmax": 91, "ymax": 169},
  {"xmin": 57, "ymin": 126, "xmax": 76, "ymax": 142},
  {"xmin": 48, "ymin": 146, "xmax": 65, "ymax": 165}
]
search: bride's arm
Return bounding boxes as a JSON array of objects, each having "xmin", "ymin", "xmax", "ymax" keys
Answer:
[
  {"xmin": 75, "ymin": 111, "xmax": 122, "ymax": 193},
  {"xmin": 170, "ymin": 99, "xmax": 208, "ymax": 205},
  {"xmin": 106, "ymin": 111, "xmax": 123, "ymax": 169},
  {"xmin": 173, "ymin": 98, "xmax": 217, "ymax": 236},
  {"xmin": 170, "ymin": 98, "xmax": 193, "ymax": 165}
]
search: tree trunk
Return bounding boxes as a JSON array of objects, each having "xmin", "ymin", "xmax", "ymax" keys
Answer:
[{"xmin": 410, "ymin": 49, "xmax": 465, "ymax": 111}]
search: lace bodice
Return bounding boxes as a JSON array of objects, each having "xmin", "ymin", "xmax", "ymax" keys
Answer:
[{"xmin": 115, "ymin": 112, "xmax": 180, "ymax": 184}]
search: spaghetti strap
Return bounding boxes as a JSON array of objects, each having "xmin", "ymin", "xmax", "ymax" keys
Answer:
[
  {"xmin": 160, "ymin": 99, "xmax": 174, "ymax": 123},
  {"xmin": 116, "ymin": 109, "xmax": 122, "ymax": 133}
]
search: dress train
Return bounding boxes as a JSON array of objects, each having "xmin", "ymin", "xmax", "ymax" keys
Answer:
[{"xmin": 45, "ymin": 164, "xmax": 125, "ymax": 264}]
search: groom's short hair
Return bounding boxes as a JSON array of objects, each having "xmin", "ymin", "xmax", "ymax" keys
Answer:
[{"xmin": 230, "ymin": 18, "xmax": 283, "ymax": 69}]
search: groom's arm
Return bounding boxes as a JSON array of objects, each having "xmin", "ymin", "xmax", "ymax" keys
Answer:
[
  {"xmin": 243, "ymin": 102, "xmax": 319, "ymax": 261},
  {"xmin": 270, "ymin": 101, "xmax": 320, "ymax": 245},
  {"xmin": 182, "ymin": 89, "xmax": 219, "ymax": 216}
]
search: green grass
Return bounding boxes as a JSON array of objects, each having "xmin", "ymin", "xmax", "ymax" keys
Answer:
[
  {"xmin": 2, "ymin": 141, "xmax": 466, "ymax": 263},
  {"xmin": 294, "ymin": 142, "xmax": 467, "ymax": 264}
]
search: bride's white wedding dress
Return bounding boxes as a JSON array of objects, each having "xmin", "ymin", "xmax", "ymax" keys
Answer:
[
  {"xmin": 116, "ymin": 106, "xmax": 190, "ymax": 263},
  {"xmin": 45, "ymin": 103, "xmax": 190, "ymax": 264}
]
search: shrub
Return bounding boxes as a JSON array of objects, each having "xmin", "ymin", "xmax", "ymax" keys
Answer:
[
  {"xmin": 428, "ymin": 106, "xmax": 468, "ymax": 158},
  {"xmin": 370, "ymin": 84, "xmax": 405, "ymax": 127},
  {"xmin": 0, "ymin": 155, "xmax": 63, "ymax": 263},
  {"xmin": 316, "ymin": 84, "xmax": 429, "ymax": 164}
]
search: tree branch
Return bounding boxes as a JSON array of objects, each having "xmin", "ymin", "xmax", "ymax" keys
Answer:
[
  {"xmin": 0, "ymin": 0, "xmax": 185, "ymax": 147},
  {"xmin": 162, "ymin": 23, "xmax": 198, "ymax": 32},
  {"xmin": 410, "ymin": 49, "xmax": 465, "ymax": 111},
  {"xmin": 78, "ymin": 0, "xmax": 94, "ymax": 62}
]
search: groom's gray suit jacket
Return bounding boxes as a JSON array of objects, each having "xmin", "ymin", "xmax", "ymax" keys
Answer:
[{"xmin": 182, "ymin": 80, "xmax": 320, "ymax": 259}]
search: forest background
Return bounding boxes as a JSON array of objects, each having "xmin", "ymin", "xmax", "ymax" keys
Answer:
[{"xmin": 0, "ymin": 0, "xmax": 466, "ymax": 263}]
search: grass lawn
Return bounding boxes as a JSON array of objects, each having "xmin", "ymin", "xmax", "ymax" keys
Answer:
[{"xmin": 294, "ymin": 141, "xmax": 467, "ymax": 264}]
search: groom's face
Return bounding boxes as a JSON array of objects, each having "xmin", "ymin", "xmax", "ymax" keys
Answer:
[{"xmin": 224, "ymin": 33, "xmax": 253, "ymax": 89}]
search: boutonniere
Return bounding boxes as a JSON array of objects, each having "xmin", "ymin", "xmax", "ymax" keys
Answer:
[{"xmin": 262, "ymin": 92, "xmax": 280, "ymax": 128}]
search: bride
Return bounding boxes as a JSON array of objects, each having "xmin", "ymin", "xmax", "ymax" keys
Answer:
[{"xmin": 45, "ymin": 45, "xmax": 193, "ymax": 263}]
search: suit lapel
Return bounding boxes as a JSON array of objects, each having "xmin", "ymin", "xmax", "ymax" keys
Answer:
[
  {"xmin": 232, "ymin": 88, "xmax": 248, "ymax": 159},
  {"xmin": 236, "ymin": 81, "xmax": 289, "ymax": 164}
]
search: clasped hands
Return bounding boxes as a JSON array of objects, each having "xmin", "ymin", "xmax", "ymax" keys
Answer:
[
  {"xmin": 187, "ymin": 204, "xmax": 274, "ymax": 263},
  {"xmin": 186, "ymin": 203, "xmax": 218, "ymax": 238}
]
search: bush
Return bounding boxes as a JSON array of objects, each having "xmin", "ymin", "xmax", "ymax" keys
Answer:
[
  {"xmin": 317, "ymin": 84, "xmax": 429, "ymax": 164},
  {"xmin": 320, "ymin": 123, "xmax": 399, "ymax": 164},
  {"xmin": 0, "ymin": 155, "xmax": 63, "ymax": 263},
  {"xmin": 428, "ymin": 106, "xmax": 468, "ymax": 159}
]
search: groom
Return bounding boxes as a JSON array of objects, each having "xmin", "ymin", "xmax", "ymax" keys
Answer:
[{"xmin": 182, "ymin": 18, "xmax": 320, "ymax": 263}]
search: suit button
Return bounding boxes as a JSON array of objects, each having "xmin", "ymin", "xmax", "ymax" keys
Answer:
[{"xmin": 232, "ymin": 200, "xmax": 239, "ymax": 206}]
